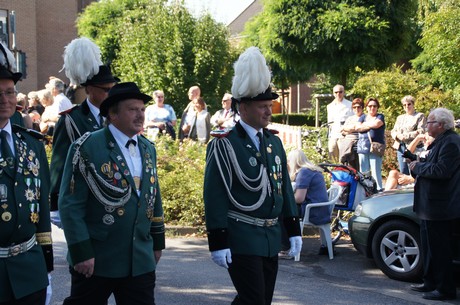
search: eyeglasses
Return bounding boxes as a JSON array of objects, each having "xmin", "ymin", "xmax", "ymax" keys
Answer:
[
  {"xmin": 0, "ymin": 90, "xmax": 17, "ymax": 98},
  {"xmin": 426, "ymin": 121, "xmax": 438, "ymax": 125},
  {"xmin": 367, "ymin": 104, "xmax": 378, "ymax": 108},
  {"xmin": 91, "ymin": 85, "xmax": 112, "ymax": 93},
  {"xmin": 334, "ymin": 91, "xmax": 343, "ymax": 94},
  {"xmin": 352, "ymin": 106, "xmax": 362, "ymax": 109}
]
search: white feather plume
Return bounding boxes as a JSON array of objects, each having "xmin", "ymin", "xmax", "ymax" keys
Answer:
[
  {"xmin": 0, "ymin": 41, "xmax": 16, "ymax": 71},
  {"xmin": 62, "ymin": 37, "xmax": 103, "ymax": 86},
  {"xmin": 231, "ymin": 46, "xmax": 271, "ymax": 99}
]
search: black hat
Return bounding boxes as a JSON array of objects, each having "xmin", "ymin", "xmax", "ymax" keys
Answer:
[
  {"xmin": 82, "ymin": 65, "xmax": 120, "ymax": 86},
  {"xmin": 0, "ymin": 43, "xmax": 22, "ymax": 84},
  {"xmin": 100, "ymin": 82, "xmax": 152, "ymax": 116},
  {"xmin": 0, "ymin": 66, "xmax": 22, "ymax": 84},
  {"xmin": 236, "ymin": 87, "xmax": 279, "ymax": 103}
]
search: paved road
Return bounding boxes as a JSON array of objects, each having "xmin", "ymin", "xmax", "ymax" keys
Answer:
[{"xmin": 49, "ymin": 225, "xmax": 460, "ymax": 305}]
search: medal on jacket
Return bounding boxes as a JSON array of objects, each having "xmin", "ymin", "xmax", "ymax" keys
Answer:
[
  {"xmin": 1, "ymin": 202, "xmax": 11, "ymax": 222},
  {"xmin": 146, "ymin": 186, "xmax": 156, "ymax": 221},
  {"xmin": 29, "ymin": 203, "xmax": 39, "ymax": 223}
]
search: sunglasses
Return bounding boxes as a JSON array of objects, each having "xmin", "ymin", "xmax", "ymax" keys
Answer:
[
  {"xmin": 353, "ymin": 105, "xmax": 362, "ymax": 109},
  {"xmin": 91, "ymin": 85, "xmax": 112, "ymax": 93}
]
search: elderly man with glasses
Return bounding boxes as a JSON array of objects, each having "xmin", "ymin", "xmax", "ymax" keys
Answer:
[{"xmin": 326, "ymin": 84, "xmax": 353, "ymax": 163}]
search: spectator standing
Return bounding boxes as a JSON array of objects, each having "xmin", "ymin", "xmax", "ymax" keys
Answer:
[
  {"xmin": 49, "ymin": 37, "xmax": 119, "ymax": 223},
  {"xmin": 178, "ymin": 85, "xmax": 201, "ymax": 141},
  {"xmin": 326, "ymin": 84, "xmax": 353, "ymax": 163},
  {"xmin": 356, "ymin": 97, "xmax": 385, "ymax": 191},
  {"xmin": 211, "ymin": 93, "xmax": 237, "ymax": 129},
  {"xmin": 339, "ymin": 98, "xmax": 365, "ymax": 170},
  {"xmin": 45, "ymin": 77, "xmax": 73, "ymax": 113},
  {"xmin": 38, "ymin": 89, "xmax": 57, "ymax": 135},
  {"xmin": 27, "ymin": 91, "xmax": 44, "ymax": 131},
  {"xmin": 144, "ymin": 90, "xmax": 177, "ymax": 139},
  {"xmin": 0, "ymin": 41, "xmax": 53, "ymax": 305},
  {"xmin": 16, "ymin": 92, "xmax": 33, "ymax": 129},
  {"xmin": 409, "ymin": 108, "xmax": 460, "ymax": 301},
  {"xmin": 391, "ymin": 95, "xmax": 426, "ymax": 175},
  {"xmin": 188, "ymin": 97, "xmax": 211, "ymax": 144},
  {"xmin": 204, "ymin": 47, "xmax": 301, "ymax": 305},
  {"xmin": 59, "ymin": 82, "xmax": 165, "ymax": 305}
]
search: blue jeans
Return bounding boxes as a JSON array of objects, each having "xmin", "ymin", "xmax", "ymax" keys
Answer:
[
  {"xmin": 359, "ymin": 153, "xmax": 383, "ymax": 190},
  {"xmin": 397, "ymin": 150, "xmax": 410, "ymax": 175}
]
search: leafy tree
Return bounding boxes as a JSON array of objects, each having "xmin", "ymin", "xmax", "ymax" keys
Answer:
[
  {"xmin": 77, "ymin": 0, "xmax": 234, "ymax": 112},
  {"xmin": 243, "ymin": 0, "xmax": 418, "ymax": 87},
  {"xmin": 412, "ymin": 2, "xmax": 460, "ymax": 98}
]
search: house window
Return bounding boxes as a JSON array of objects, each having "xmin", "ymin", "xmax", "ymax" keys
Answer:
[{"xmin": 0, "ymin": 10, "xmax": 8, "ymax": 46}]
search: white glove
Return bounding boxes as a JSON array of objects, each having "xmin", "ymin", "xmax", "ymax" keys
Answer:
[
  {"xmin": 45, "ymin": 273, "xmax": 52, "ymax": 305},
  {"xmin": 50, "ymin": 211, "xmax": 62, "ymax": 229},
  {"xmin": 288, "ymin": 236, "xmax": 303, "ymax": 257},
  {"xmin": 211, "ymin": 248, "xmax": 232, "ymax": 268}
]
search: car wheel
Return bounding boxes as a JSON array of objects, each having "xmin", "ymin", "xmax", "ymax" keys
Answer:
[{"xmin": 371, "ymin": 220, "xmax": 422, "ymax": 282}]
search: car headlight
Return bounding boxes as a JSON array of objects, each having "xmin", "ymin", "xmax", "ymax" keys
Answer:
[{"xmin": 354, "ymin": 204, "xmax": 363, "ymax": 216}]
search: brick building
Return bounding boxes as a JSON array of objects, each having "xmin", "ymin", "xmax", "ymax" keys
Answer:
[{"xmin": 0, "ymin": 0, "xmax": 95, "ymax": 94}]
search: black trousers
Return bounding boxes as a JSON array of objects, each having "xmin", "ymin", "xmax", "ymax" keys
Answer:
[
  {"xmin": 228, "ymin": 254, "xmax": 278, "ymax": 305},
  {"xmin": 63, "ymin": 267, "xmax": 156, "ymax": 305},
  {"xmin": 420, "ymin": 219, "xmax": 456, "ymax": 295},
  {"xmin": 0, "ymin": 288, "xmax": 46, "ymax": 305}
]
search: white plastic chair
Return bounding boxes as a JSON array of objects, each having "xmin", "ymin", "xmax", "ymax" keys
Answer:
[{"xmin": 295, "ymin": 184, "xmax": 342, "ymax": 261}]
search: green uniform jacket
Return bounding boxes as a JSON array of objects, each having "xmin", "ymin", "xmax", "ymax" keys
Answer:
[
  {"xmin": 50, "ymin": 100, "xmax": 102, "ymax": 210},
  {"xmin": 0, "ymin": 125, "xmax": 53, "ymax": 302},
  {"xmin": 59, "ymin": 127, "xmax": 165, "ymax": 278},
  {"xmin": 204, "ymin": 122, "xmax": 300, "ymax": 257}
]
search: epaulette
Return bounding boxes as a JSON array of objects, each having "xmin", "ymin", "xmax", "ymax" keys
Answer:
[
  {"xmin": 12, "ymin": 124, "xmax": 45, "ymax": 140},
  {"xmin": 267, "ymin": 128, "xmax": 279, "ymax": 135},
  {"xmin": 210, "ymin": 128, "xmax": 232, "ymax": 138},
  {"xmin": 59, "ymin": 104, "xmax": 79, "ymax": 116}
]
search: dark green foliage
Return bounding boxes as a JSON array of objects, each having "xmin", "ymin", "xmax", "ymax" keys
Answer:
[
  {"xmin": 154, "ymin": 136, "xmax": 207, "ymax": 226},
  {"xmin": 271, "ymin": 114, "xmax": 316, "ymax": 126},
  {"xmin": 243, "ymin": 0, "xmax": 418, "ymax": 86},
  {"xmin": 77, "ymin": 0, "xmax": 234, "ymax": 115}
]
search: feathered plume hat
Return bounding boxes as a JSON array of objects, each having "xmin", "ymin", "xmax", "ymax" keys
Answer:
[
  {"xmin": 0, "ymin": 42, "xmax": 22, "ymax": 84},
  {"xmin": 62, "ymin": 37, "xmax": 119, "ymax": 87},
  {"xmin": 231, "ymin": 46, "xmax": 278, "ymax": 108}
]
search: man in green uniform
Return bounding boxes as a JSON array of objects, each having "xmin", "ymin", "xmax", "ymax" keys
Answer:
[
  {"xmin": 49, "ymin": 38, "xmax": 119, "ymax": 226},
  {"xmin": 204, "ymin": 47, "xmax": 302, "ymax": 305},
  {"xmin": 59, "ymin": 82, "xmax": 165, "ymax": 305},
  {"xmin": 0, "ymin": 43, "xmax": 53, "ymax": 305}
]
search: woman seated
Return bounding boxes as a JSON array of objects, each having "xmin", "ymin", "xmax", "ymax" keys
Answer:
[
  {"xmin": 144, "ymin": 90, "xmax": 177, "ymax": 139},
  {"xmin": 385, "ymin": 133, "xmax": 433, "ymax": 190},
  {"xmin": 288, "ymin": 149, "xmax": 332, "ymax": 255}
]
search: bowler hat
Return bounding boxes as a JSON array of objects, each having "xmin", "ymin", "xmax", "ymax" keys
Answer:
[
  {"xmin": 100, "ymin": 82, "xmax": 152, "ymax": 116},
  {"xmin": 82, "ymin": 65, "xmax": 120, "ymax": 86}
]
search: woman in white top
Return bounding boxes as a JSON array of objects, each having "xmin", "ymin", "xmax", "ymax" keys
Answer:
[
  {"xmin": 144, "ymin": 90, "xmax": 177, "ymax": 139},
  {"xmin": 189, "ymin": 97, "xmax": 211, "ymax": 144}
]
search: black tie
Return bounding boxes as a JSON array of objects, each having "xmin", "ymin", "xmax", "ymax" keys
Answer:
[
  {"xmin": 98, "ymin": 114, "xmax": 104, "ymax": 127},
  {"xmin": 0, "ymin": 130, "xmax": 15, "ymax": 168},
  {"xmin": 257, "ymin": 132, "xmax": 267, "ymax": 163},
  {"xmin": 125, "ymin": 139, "xmax": 137, "ymax": 148}
]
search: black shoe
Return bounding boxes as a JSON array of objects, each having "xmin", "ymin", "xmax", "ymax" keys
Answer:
[
  {"xmin": 410, "ymin": 283, "xmax": 434, "ymax": 292},
  {"xmin": 422, "ymin": 290, "xmax": 456, "ymax": 301}
]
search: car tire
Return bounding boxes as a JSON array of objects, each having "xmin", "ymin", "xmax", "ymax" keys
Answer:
[{"xmin": 371, "ymin": 220, "xmax": 422, "ymax": 282}]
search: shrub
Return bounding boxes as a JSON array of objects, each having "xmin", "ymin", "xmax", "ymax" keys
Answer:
[{"xmin": 155, "ymin": 136, "xmax": 207, "ymax": 226}]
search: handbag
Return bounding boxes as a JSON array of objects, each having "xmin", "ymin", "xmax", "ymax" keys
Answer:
[{"xmin": 368, "ymin": 132, "xmax": 386, "ymax": 157}]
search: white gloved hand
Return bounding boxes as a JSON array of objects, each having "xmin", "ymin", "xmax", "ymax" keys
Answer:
[
  {"xmin": 211, "ymin": 248, "xmax": 232, "ymax": 268},
  {"xmin": 288, "ymin": 236, "xmax": 303, "ymax": 257},
  {"xmin": 50, "ymin": 211, "xmax": 62, "ymax": 229}
]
